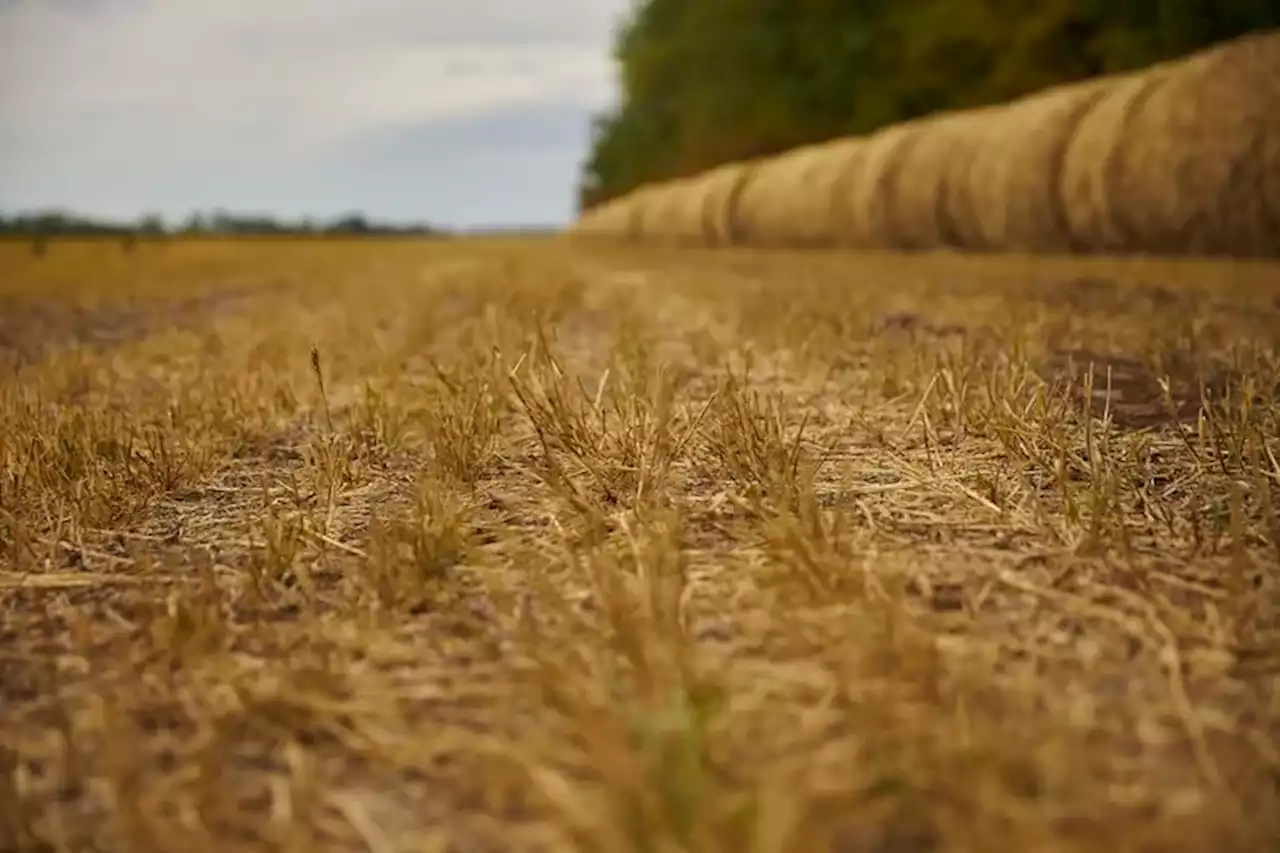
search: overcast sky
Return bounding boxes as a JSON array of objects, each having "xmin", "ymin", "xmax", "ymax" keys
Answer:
[{"xmin": 0, "ymin": 0, "xmax": 633, "ymax": 229}]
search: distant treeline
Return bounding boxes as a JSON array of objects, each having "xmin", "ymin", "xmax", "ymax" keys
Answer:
[
  {"xmin": 0, "ymin": 210, "xmax": 440, "ymax": 238},
  {"xmin": 580, "ymin": 0, "xmax": 1280, "ymax": 208}
]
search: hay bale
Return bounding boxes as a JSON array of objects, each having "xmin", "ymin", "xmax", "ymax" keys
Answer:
[
  {"xmin": 1109, "ymin": 30, "xmax": 1280, "ymax": 256},
  {"xmin": 695, "ymin": 161, "xmax": 756, "ymax": 246},
  {"xmin": 890, "ymin": 107, "xmax": 1004, "ymax": 250},
  {"xmin": 572, "ymin": 195, "xmax": 635, "ymax": 238},
  {"xmin": 606, "ymin": 194, "xmax": 642, "ymax": 240},
  {"xmin": 835, "ymin": 121, "xmax": 928, "ymax": 249},
  {"xmin": 567, "ymin": 209, "xmax": 593, "ymax": 235},
  {"xmin": 734, "ymin": 140, "xmax": 859, "ymax": 247},
  {"xmin": 1057, "ymin": 69, "xmax": 1173, "ymax": 252},
  {"xmin": 568, "ymin": 204, "xmax": 596, "ymax": 234},
  {"xmin": 825, "ymin": 138, "xmax": 867, "ymax": 246},
  {"xmin": 935, "ymin": 105, "xmax": 1010, "ymax": 251},
  {"xmin": 659, "ymin": 176, "xmax": 710, "ymax": 245},
  {"xmin": 733, "ymin": 144, "xmax": 828, "ymax": 247},
  {"xmin": 623, "ymin": 186, "xmax": 665, "ymax": 242},
  {"xmin": 629, "ymin": 176, "xmax": 717, "ymax": 246},
  {"xmin": 966, "ymin": 77, "xmax": 1114, "ymax": 252},
  {"xmin": 884, "ymin": 112, "xmax": 954, "ymax": 250},
  {"xmin": 634, "ymin": 182, "xmax": 691, "ymax": 244},
  {"xmin": 625, "ymin": 185, "xmax": 660, "ymax": 242}
]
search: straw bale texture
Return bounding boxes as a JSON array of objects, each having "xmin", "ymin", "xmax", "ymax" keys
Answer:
[
  {"xmin": 966, "ymin": 77, "xmax": 1113, "ymax": 252},
  {"xmin": 733, "ymin": 144, "xmax": 830, "ymax": 247},
  {"xmin": 734, "ymin": 141, "xmax": 862, "ymax": 247},
  {"xmin": 836, "ymin": 121, "xmax": 927, "ymax": 249},
  {"xmin": 1058, "ymin": 70, "xmax": 1171, "ymax": 252},
  {"xmin": 663, "ymin": 177, "xmax": 711, "ymax": 245},
  {"xmin": 797, "ymin": 140, "xmax": 868, "ymax": 246},
  {"xmin": 823, "ymin": 138, "xmax": 871, "ymax": 247},
  {"xmin": 635, "ymin": 182, "xmax": 695, "ymax": 244},
  {"xmin": 608, "ymin": 194, "xmax": 642, "ymax": 241},
  {"xmin": 892, "ymin": 108, "xmax": 1004, "ymax": 250},
  {"xmin": 572, "ymin": 195, "xmax": 635, "ymax": 238},
  {"xmin": 695, "ymin": 161, "xmax": 755, "ymax": 246},
  {"xmin": 934, "ymin": 105, "xmax": 1010, "ymax": 251},
  {"xmin": 620, "ymin": 185, "xmax": 655, "ymax": 241},
  {"xmin": 1109, "ymin": 30, "xmax": 1280, "ymax": 256}
]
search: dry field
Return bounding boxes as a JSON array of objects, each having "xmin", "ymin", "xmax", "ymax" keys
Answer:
[{"xmin": 1, "ymin": 237, "xmax": 1279, "ymax": 853}]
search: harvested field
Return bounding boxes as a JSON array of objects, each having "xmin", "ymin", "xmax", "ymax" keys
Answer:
[{"xmin": 3, "ymin": 237, "xmax": 1280, "ymax": 853}]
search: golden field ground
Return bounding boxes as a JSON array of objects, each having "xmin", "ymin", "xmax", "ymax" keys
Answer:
[{"xmin": 1, "ymin": 236, "xmax": 1278, "ymax": 853}]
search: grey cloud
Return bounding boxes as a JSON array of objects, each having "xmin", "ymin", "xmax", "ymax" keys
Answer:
[
  {"xmin": 0, "ymin": 0, "xmax": 631, "ymax": 225},
  {"xmin": 331, "ymin": 99, "xmax": 596, "ymax": 161}
]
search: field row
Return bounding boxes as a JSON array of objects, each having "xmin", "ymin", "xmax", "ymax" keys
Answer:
[
  {"xmin": 2, "ymin": 240, "xmax": 1279, "ymax": 851},
  {"xmin": 574, "ymin": 31, "xmax": 1280, "ymax": 257}
]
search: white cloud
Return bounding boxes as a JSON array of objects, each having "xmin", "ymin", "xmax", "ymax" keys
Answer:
[{"xmin": 0, "ymin": 0, "xmax": 633, "ymax": 222}]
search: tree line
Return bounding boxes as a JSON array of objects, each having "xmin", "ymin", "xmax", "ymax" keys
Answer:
[
  {"xmin": 0, "ymin": 210, "xmax": 440, "ymax": 238},
  {"xmin": 579, "ymin": 0, "xmax": 1280, "ymax": 208}
]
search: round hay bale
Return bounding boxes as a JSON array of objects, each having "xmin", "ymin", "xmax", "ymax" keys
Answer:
[
  {"xmin": 935, "ymin": 105, "xmax": 1010, "ymax": 251},
  {"xmin": 628, "ymin": 184, "xmax": 666, "ymax": 242},
  {"xmin": 661, "ymin": 176, "xmax": 710, "ymax": 246},
  {"xmin": 794, "ymin": 139, "xmax": 865, "ymax": 247},
  {"xmin": 1058, "ymin": 69, "xmax": 1173, "ymax": 252},
  {"xmin": 835, "ymin": 120, "xmax": 928, "ymax": 249},
  {"xmin": 695, "ymin": 161, "xmax": 755, "ymax": 246},
  {"xmin": 891, "ymin": 107, "xmax": 1004, "ymax": 250},
  {"xmin": 734, "ymin": 141, "xmax": 859, "ymax": 247},
  {"xmin": 572, "ymin": 195, "xmax": 635, "ymax": 238},
  {"xmin": 885, "ymin": 112, "xmax": 956, "ymax": 250},
  {"xmin": 568, "ymin": 202, "xmax": 596, "ymax": 234},
  {"xmin": 606, "ymin": 194, "xmax": 642, "ymax": 241},
  {"xmin": 966, "ymin": 76, "xmax": 1114, "ymax": 252},
  {"xmin": 635, "ymin": 181, "xmax": 694, "ymax": 245},
  {"xmin": 733, "ymin": 144, "xmax": 829, "ymax": 247},
  {"xmin": 825, "ymin": 137, "xmax": 868, "ymax": 246},
  {"xmin": 1109, "ymin": 30, "xmax": 1280, "ymax": 256},
  {"xmin": 777, "ymin": 138, "xmax": 863, "ymax": 247}
]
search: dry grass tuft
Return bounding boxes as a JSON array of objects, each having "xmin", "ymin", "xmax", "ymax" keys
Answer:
[{"xmin": 2, "ymin": 237, "xmax": 1279, "ymax": 852}]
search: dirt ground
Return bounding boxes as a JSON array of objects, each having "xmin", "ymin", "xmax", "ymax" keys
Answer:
[{"xmin": 1, "ymin": 237, "xmax": 1278, "ymax": 853}]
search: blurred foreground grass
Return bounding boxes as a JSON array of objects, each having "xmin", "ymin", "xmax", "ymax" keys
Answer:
[{"xmin": 1, "ymin": 237, "xmax": 1278, "ymax": 852}]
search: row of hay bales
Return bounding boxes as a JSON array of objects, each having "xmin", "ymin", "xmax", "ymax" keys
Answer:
[{"xmin": 571, "ymin": 30, "xmax": 1280, "ymax": 257}]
